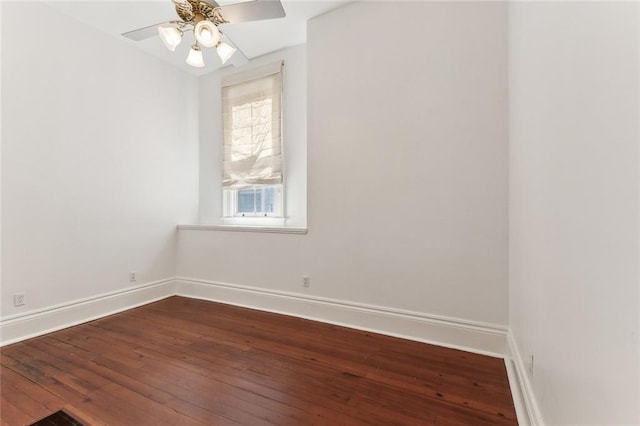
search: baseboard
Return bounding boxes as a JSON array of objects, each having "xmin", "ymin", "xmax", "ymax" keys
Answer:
[
  {"xmin": 175, "ymin": 277, "xmax": 509, "ymax": 357},
  {"xmin": 507, "ymin": 332, "xmax": 545, "ymax": 426},
  {"xmin": 0, "ymin": 278, "xmax": 176, "ymax": 346},
  {"xmin": 1, "ymin": 276, "xmax": 510, "ymax": 360}
]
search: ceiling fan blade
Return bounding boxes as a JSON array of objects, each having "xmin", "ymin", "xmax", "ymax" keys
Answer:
[
  {"xmin": 122, "ymin": 22, "xmax": 171, "ymax": 41},
  {"xmin": 220, "ymin": 32, "xmax": 249, "ymax": 67},
  {"xmin": 229, "ymin": 46, "xmax": 249, "ymax": 67},
  {"xmin": 217, "ymin": 0, "xmax": 286, "ymax": 25}
]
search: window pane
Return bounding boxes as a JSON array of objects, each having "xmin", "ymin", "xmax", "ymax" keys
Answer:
[
  {"xmin": 237, "ymin": 189, "xmax": 255, "ymax": 213},
  {"xmin": 264, "ymin": 187, "xmax": 275, "ymax": 213},
  {"xmin": 255, "ymin": 189, "xmax": 262, "ymax": 213},
  {"xmin": 231, "ymin": 185, "xmax": 280, "ymax": 217}
]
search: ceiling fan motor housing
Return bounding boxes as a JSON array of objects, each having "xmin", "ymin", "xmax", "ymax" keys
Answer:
[{"xmin": 177, "ymin": 0, "xmax": 227, "ymax": 25}]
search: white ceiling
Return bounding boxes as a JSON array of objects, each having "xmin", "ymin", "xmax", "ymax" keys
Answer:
[{"xmin": 46, "ymin": 0, "xmax": 350, "ymax": 75}]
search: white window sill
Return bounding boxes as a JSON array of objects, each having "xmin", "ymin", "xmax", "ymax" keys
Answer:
[
  {"xmin": 222, "ymin": 216, "xmax": 286, "ymax": 227},
  {"xmin": 177, "ymin": 224, "xmax": 308, "ymax": 235}
]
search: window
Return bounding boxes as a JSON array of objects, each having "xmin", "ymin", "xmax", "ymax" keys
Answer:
[
  {"xmin": 221, "ymin": 62, "xmax": 284, "ymax": 219},
  {"xmin": 222, "ymin": 185, "xmax": 283, "ymax": 217}
]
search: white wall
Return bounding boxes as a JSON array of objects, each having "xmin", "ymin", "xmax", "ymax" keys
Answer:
[
  {"xmin": 178, "ymin": 1, "xmax": 509, "ymax": 326},
  {"xmin": 199, "ymin": 44, "xmax": 307, "ymax": 227},
  {"xmin": 509, "ymin": 2, "xmax": 640, "ymax": 424},
  {"xmin": 0, "ymin": 0, "xmax": 3, "ymax": 313},
  {"xmin": 1, "ymin": 2, "xmax": 199, "ymax": 316}
]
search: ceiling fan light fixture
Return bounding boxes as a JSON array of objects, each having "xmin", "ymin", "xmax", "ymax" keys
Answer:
[
  {"xmin": 194, "ymin": 20, "xmax": 220, "ymax": 48},
  {"xmin": 216, "ymin": 42, "xmax": 237, "ymax": 64},
  {"xmin": 125, "ymin": 0, "xmax": 283, "ymax": 68},
  {"xmin": 157, "ymin": 25, "xmax": 183, "ymax": 52},
  {"xmin": 186, "ymin": 44, "xmax": 205, "ymax": 68}
]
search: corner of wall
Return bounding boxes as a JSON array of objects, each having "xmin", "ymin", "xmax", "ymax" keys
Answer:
[{"xmin": 506, "ymin": 331, "xmax": 544, "ymax": 426}]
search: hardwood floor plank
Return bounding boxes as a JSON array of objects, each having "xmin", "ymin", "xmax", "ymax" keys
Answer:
[
  {"xmin": 29, "ymin": 336, "xmax": 176, "ymax": 406},
  {"xmin": 2, "ymin": 351, "xmax": 89, "ymax": 405},
  {"xmin": 0, "ymin": 366, "xmax": 64, "ymax": 413},
  {"xmin": 49, "ymin": 329, "xmax": 310, "ymax": 424},
  {"xmin": 71, "ymin": 382, "xmax": 183, "ymax": 426},
  {"xmin": 0, "ymin": 296, "xmax": 517, "ymax": 425},
  {"xmin": 0, "ymin": 397, "xmax": 34, "ymax": 426}
]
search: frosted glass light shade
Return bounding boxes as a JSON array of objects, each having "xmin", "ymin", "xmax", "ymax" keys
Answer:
[
  {"xmin": 186, "ymin": 45, "xmax": 205, "ymax": 68},
  {"xmin": 157, "ymin": 26, "xmax": 182, "ymax": 52},
  {"xmin": 194, "ymin": 20, "xmax": 220, "ymax": 48},
  {"xmin": 216, "ymin": 42, "xmax": 237, "ymax": 64}
]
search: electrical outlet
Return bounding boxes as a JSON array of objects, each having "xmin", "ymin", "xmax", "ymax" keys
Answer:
[
  {"xmin": 302, "ymin": 275, "xmax": 310, "ymax": 288},
  {"xmin": 129, "ymin": 272, "xmax": 137, "ymax": 283},
  {"xmin": 13, "ymin": 293, "xmax": 25, "ymax": 307},
  {"xmin": 528, "ymin": 352, "xmax": 535, "ymax": 376}
]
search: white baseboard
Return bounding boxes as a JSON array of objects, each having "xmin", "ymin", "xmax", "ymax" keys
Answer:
[
  {"xmin": 1, "ymin": 276, "xmax": 509, "ymax": 360},
  {"xmin": 0, "ymin": 279, "xmax": 175, "ymax": 346},
  {"xmin": 175, "ymin": 277, "xmax": 509, "ymax": 358},
  {"xmin": 506, "ymin": 332, "xmax": 545, "ymax": 426}
]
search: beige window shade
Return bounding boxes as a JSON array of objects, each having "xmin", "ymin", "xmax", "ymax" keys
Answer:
[{"xmin": 222, "ymin": 61, "xmax": 283, "ymax": 189}]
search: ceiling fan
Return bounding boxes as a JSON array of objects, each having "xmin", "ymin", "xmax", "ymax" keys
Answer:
[{"xmin": 122, "ymin": 0, "xmax": 286, "ymax": 68}]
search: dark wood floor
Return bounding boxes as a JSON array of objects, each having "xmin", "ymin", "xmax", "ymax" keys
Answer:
[{"xmin": 1, "ymin": 296, "xmax": 517, "ymax": 425}]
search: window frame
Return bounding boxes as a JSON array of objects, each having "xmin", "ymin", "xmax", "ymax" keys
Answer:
[
  {"xmin": 220, "ymin": 61, "xmax": 285, "ymax": 221},
  {"xmin": 223, "ymin": 184, "xmax": 284, "ymax": 218}
]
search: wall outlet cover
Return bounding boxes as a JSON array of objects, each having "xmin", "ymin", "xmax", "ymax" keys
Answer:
[{"xmin": 13, "ymin": 293, "xmax": 26, "ymax": 307}]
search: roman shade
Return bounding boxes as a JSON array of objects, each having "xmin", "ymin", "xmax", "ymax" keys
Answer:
[{"xmin": 222, "ymin": 61, "xmax": 283, "ymax": 189}]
